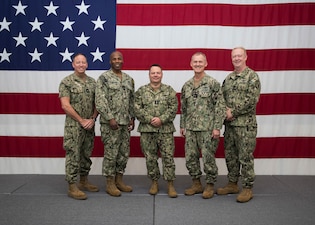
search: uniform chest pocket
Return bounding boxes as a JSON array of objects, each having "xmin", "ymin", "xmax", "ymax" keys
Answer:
[
  {"xmin": 70, "ymin": 86, "xmax": 83, "ymax": 93},
  {"xmin": 184, "ymin": 89, "xmax": 192, "ymax": 99},
  {"xmin": 123, "ymin": 82, "xmax": 133, "ymax": 92},
  {"xmin": 108, "ymin": 82, "xmax": 121, "ymax": 90},
  {"xmin": 70, "ymin": 87, "xmax": 84, "ymax": 103},
  {"xmin": 142, "ymin": 93, "xmax": 155, "ymax": 106},
  {"xmin": 159, "ymin": 92, "xmax": 169, "ymax": 103},
  {"xmin": 199, "ymin": 85, "xmax": 211, "ymax": 97},
  {"xmin": 199, "ymin": 91, "xmax": 211, "ymax": 98},
  {"xmin": 236, "ymin": 81, "xmax": 248, "ymax": 92}
]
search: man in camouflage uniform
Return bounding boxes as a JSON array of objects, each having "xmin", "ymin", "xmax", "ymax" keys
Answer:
[
  {"xmin": 59, "ymin": 53, "xmax": 99, "ymax": 200},
  {"xmin": 180, "ymin": 52, "xmax": 226, "ymax": 199},
  {"xmin": 217, "ymin": 47, "xmax": 261, "ymax": 203},
  {"xmin": 134, "ymin": 64, "xmax": 178, "ymax": 198},
  {"xmin": 95, "ymin": 51, "xmax": 135, "ymax": 197}
]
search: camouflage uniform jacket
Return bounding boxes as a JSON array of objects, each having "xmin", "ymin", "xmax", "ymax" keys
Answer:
[
  {"xmin": 95, "ymin": 69, "xmax": 135, "ymax": 125},
  {"xmin": 180, "ymin": 74, "xmax": 225, "ymax": 131},
  {"xmin": 59, "ymin": 73, "xmax": 96, "ymax": 127},
  {"xmin": 134, "ymin": 83, "xmax": 177, "ymax": 133},
  {"xmin": 222, "ymin": 67, "xmax": 261, "ymax": 127}
]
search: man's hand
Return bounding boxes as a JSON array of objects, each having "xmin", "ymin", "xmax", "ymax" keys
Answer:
[
  {"xmin": 212, "ymin": 129, "xmax": 220, "ymax": 139},
  {"xmin": 80, "ymin": 118, "xmax": 95, "ymax": 130},
  {"xmin": 226, "ymin": 107, "xmax": 235, "ymax": 121},
  {"xmin": 109, "ymin": 118, "xmax": 119, "ymax": 130},
  {"xmin": 128, "ymin": 119, "xmax": 135, "ymax": 131},
  {"xmin": 150, "ymin": 117, "xmax": 162, "ymax": 127},
  {"xmin": 180, "ymin": 128, "xmax": 186, "ymax": 137}
]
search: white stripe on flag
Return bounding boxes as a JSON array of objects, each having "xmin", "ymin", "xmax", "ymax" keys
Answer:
[
  {"xmin": 1, "ymin": 70, "xmax": 314, "ymax": 94},
  {"xmin": 1, "ymin": 157, "xmax": 315, "ymax": 175},
  {"xmin": 116, "ymin": 25, "xmax": 315, "ymax": 49},
  {"xmin": 1, "ymin": 114, "xmax": 314, "ymax": 138}
]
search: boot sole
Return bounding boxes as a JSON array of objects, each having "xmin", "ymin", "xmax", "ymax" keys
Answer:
[
  {"xmin": 168, "ymin": 194, "xmax": 178, "ymax": 198},
  {"xmin": 78, "ymin": 186, "xmax": 100, "ymax": 192},
  {"xmin": 217, "ymin": 190, "xmax": 239, "ymax": 195},
  {"xmin": 237, "ymin": 196, "xmax": 253, "ymax": 203},
  {"xmin": 117, "ymin": 187, "xmax": 133, "ymax": 192},
  {"xmin": 68, "ymin": 193, "xmax": 87, "ymax": 200},
  {"xmin": 184, "ymin": 190, "xmax": 203, "ymax": 196},
  {"xmin": 106, "ymin": 191, "xmax": 121, "ymax": 197}
]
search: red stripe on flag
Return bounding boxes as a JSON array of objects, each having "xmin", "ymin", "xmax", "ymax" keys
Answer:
[
  {"xmin": 117, "ymin": 3, "xmax": 315, "ymax": 26},
  {"xmin": 1, "ymin": 93, "xmax": 315, "ymax": 115},
  {"xmin": 117, "ymin": 49, "xmax": 315, "ymax": 71},
  {"xmin": 256, "ymin": 93, "xmax": 315, "ymax": 115},
  {"xmin": 0, "ymin": 93, "xmax": 63, "ymax": 114},
  {"xmin": 1, "ymin": 136, "xmax": 314, "ymax": 158}
]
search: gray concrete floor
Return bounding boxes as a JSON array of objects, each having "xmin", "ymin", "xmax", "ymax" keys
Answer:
[{"xmin": 0, "ymin": 175, "xmax": 314, "ymax": 225}]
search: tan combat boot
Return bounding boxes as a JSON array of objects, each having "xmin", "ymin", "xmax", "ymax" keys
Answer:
[
  {"xmin": 217, "ymin": 182, "xmax": 239, "ymax": 195},
  {"xmin": 149, "ymin": 180, "xmax": 159, "ymax": 195},
  {"xmin": 202, "ymin": 183, "xmax": 214, "ymax": 199},
  {"xmin": 115, "ymin": 173, "xmax": 133, "ymax": 192},
  {"xmin": 78, "ymin": 175, "xmax": 99, "ymax": 192},
  {"xmin": 236, "ymin": 188, "xmax": 253, "ymax": 203},
  {"xmin": 68, "ymin": 183, "xmax": 87, "ymax": 200},
  {"xmin": 167, "ymin": 181, "xmax": 178, "ymax": 198},
  {"xmin": 106, "ymin": 176, "xmax": 121, "ymax": 197},
  {"xmin": 184, "ymin": 178, "xmax": 203, "ymax": 196}
]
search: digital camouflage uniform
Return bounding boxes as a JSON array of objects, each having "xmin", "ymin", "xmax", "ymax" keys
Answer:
[
  {"xmin": 59, "ymin": 73, "xmax": 96, "ymax": 184},
  {"xmin": 180, "ymin": 74, "xmax": 226, "ymax": 184},
  {"xmin": 134, "ymin": 83, "xmax": 178, "ymax": 181},
  {"xmin": 222, "ymin": 67, "xmax": 261, "ymax": 188},
  {"xmin": 95, "ymin": 69, "xmax": 135, "ymax": 177}
]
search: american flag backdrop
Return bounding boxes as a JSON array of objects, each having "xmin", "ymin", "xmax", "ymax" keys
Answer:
[{"xmin": 0, "ymin": 0, "xmax": 314, "ymax": 175}]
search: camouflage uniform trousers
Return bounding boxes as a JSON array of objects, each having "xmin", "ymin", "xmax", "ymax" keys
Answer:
[
  {"xmin": 185, "ymin": 130, "xmax": 219, "ymax": 184},
  {"xmin": 64, "ymin": 126, "xmax": 94, "ymax": 184},
  {"xmin": 100, "ymin": 124, "xmax": 130, "ymax": 177},
  {"xmin": 223, "ymin": 124, "xmax": 257, "ymax": 188},
  {"xmin": 140, "ymin": 132, "xmax": 176, "ymax": 181}
]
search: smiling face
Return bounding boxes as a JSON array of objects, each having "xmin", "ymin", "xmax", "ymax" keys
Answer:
[
  {"xmin": 149, "ymin": 65, "xmax": 163, "ymax": 85},
  {"xmin": 72, "ymin": 54, "xmax": 88, "ymax": 75},
  {"xmin": 190, "ymin": 53, "xmax": 208, "ymax": 74},
  {"xmin": 231, "ymin": 47, "xmax": 247, "ymax": 72},
  {"xmin": 110, "ymin": 51, "xmax": 124, "ymax": 72}
]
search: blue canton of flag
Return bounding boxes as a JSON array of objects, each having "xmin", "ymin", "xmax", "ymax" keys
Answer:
[{"xmin": 0, "ymin": 0, "xmax": 116, "ymax": 70}]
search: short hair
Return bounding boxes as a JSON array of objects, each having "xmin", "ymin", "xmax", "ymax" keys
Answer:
[
  {"xmin": 232, "ymin": 47, "xmax": 247, "ymax": 56},
  {"xmin": 110, "ymin": 51, "xmax": 123, "ymax": 60},
  {"xmin": 72, "ymin": 53, "xmax": 86, "ymax": 62},
  {"xmin": 191, "ymin": 52, "xmax": 207, "ymax": 62},
  {"xmin": 149, "ymin": 64, "xmax": 162, "ymax": 71}
]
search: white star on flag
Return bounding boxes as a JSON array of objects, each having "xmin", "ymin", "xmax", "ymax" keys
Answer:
[
  {"xmin": 92, "ymin": 16, "xmax": 106, "ymax": 30},
  {"xmin": 0, "ymin": 1, "xmax": 115, "ymax": 69},
  {"xmin": 29, "ymin": 18, "xmax": 44, "ymax": 32},
  {"xmin": 13, "ymin": 32, "xmax": 28, "ymax": 47},
  {"xmin": 91, "ymin": 47, "xmax": 105, "ymax": 62},
  {"xmin": 75, "ymin": 32, "xmax": 90, "ymax": 47},
  {"xmin": 60, "ymin": 48, "xmax": 74, "ymax": 63},
  {"xmin": 0, "ymin": 17, "xmax": 12, "ymax": 32},
  {"xmin": 60, "ymin": 17, "xmax": 75, "ymax": 31},
  {"xmin": 76, "ymin": 0, "xmax": 90, "ymax": 15},
  {"xmin": 12, "ymin": 1, "xmax": 28, "ymax": 16},
  {"xmin": 0, "ymin": 48, "xmax": 12, "ymax": 63},
  {"xmin": 44, "ymin": 32, "xmax": 59, "ymax": 47},
  {"xmin": 44, "ymin": 1, "xmax": 59, "ymax": 16},
  {"xmin": 29, "ymin": 48, "xmax": 43, "ymax": 63}
]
